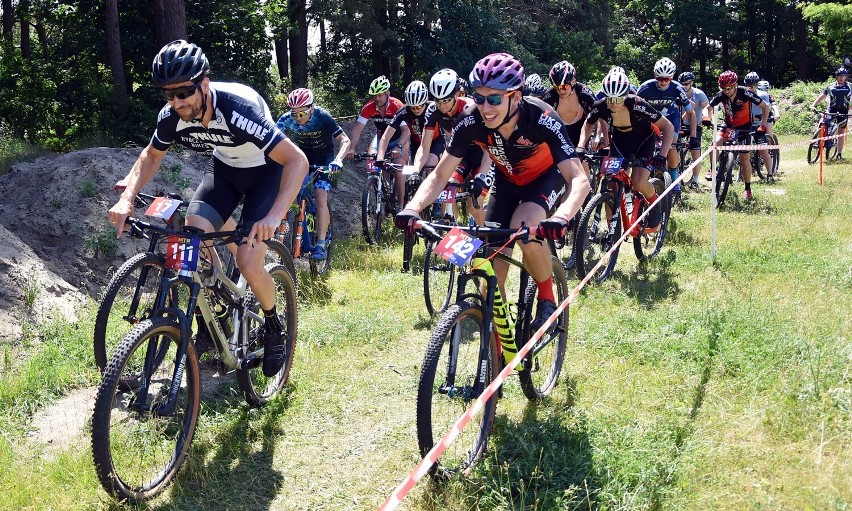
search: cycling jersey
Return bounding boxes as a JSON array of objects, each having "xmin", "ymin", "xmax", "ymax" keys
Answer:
[
  {"xmin": 540, "ymin": 84, "xmax": 597, "ymax": 145},
  {"xmin": 685, "ymin": 86, "xmax": 709, "ymax": 114},
  {"xmin": 585, "ymin": 95, "xmax": 662, "ymax": 158},
  {"xmin": 425, "ymin": 96, "xmax": 483, "ymax": 170},
  {"xmin": 708, "ymin": 86, "xmax": 764, "ymax": 129},
  {"xmin": 447, "ymin": 97, "xmax": 578, "ymax": 186},
  {"xmin": 275, "ymin": 106, "xmax": 343, "ymax": 166},
  {"xmin": 390, "ymin": 102, "xmax": 435, "ymax": 145},
  {"xmin": 151, "ymin": 81, "xmax": 288, "ymax": 168},
  {"xmin": 823, "ymin": 82, "xmax": 852, "ymax": 113},
  {"xmin": 356, "ymin": 97, "xmax": 405, "ymax": 141},
  {"xmin": 750, "ymin": 89, "xmax": 772, "ymax": 120},
  {"xmin": 637, "ymin": 79, "xmax": 692, "ymax": 132}
]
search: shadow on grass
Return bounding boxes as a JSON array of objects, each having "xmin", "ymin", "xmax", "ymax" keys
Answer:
[
  {"xmin": 613, "ymin": 250, "xmax": 681, "ymax": 307},
  {"xmin": 154, "ymin": 390, "xmax": 294, "ymax": 510},
  {"xmin": 665, "ymin": 217, "xmax": 701, "ymax": 247},
  {"xmin": 296, "ymin": 271, "xmax": 333, "ymax": 308}
]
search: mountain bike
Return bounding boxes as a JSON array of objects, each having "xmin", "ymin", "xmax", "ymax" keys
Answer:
[
  {"xmin": 91, "ymin": 217, "xmax": 297, "ymax": 502},
  {"xmin": 278, "ymin": 165, "xmax": 338, "ymax": 277},
  {"xmin": 401, "ymin": 165, "xmax": 438, "ymax": 273},
  {"xmin": 414, "ymin": 222, "xmax": 569, "ymax": 477},
  {"xmin": 355, "ymin": 152, "xmax": 400, "ymax": 245},
  {"xmin": 421, "ymin": 181, "xmax": 476, "ymax": 316},
  {"xmin": 94, "ymin": 189, "xmax": 293, "ymax": 380},
  {"xmin": 808, "ymin": 112, "xmax": 849, "ymax": 164},
  {"xmin": 714, "ymin": 127, "xmax": 761, "ymax": 207},
  {"xmin": 574, "ymin": 156, "xmax": 670, "ymax": 283}
]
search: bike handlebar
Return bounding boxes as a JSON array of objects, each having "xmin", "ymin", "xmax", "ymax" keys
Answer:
[
  {"xmin": 353, "ymin": 153, "xmax": 377, "ymax": 162},
  {"xmin": 413, "ymin": 221, "xmax": 542, "ymax": 245},
  {"xmin": 123, "ymin": 216, "xmax": 251, "ymax": 246}
]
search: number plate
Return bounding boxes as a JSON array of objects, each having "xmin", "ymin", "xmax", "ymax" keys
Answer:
[
  {"xmin": 601, "ymin": 156, "xmax": 624, "ymax": 175},
  {"xmin": 145, "ymin": 197, "xmax": 182, "ymax": 222},
  {"xmin": 435, "ymin": 187, "xmax": 457, "ymax": 204},
  {"xmin": 165, "ymin": 235, "xmax": 201, "ymax": 271},
  {"xmin": 433, "ymin": 226, "xmax": 482, "ymax": 267}
]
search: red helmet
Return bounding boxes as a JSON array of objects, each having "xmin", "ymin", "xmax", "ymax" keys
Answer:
[
  {"xmin": 718, "ymin": 70, "xmax": 738, "ymax": 88},
  {"xmin": 287, "ymin": 88, "xmax": 314, "ymax": 108}
]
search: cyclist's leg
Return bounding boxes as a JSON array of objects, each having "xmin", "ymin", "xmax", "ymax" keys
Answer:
[
  {"xmin": 186, "ymin": 160, "xmax": 242, "ymax": 268},
  {"xmin": 838, "ymin": 115, "xmax": 848, "ymax": 157},
  {"xmin": 313, "ymin": 172, "xmax": 332, "ymax": 240},
  {"xmin": 389, "ymin": 139, "xmax": 406, "ymax": 207}
]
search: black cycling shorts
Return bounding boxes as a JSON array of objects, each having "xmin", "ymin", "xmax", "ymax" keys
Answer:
[
  {"xmin": 689, "ymin": 127, "xmax": 703, "ymax": 150},
  {"xmin": 187, "ymin": 157, "xmax": 283, "ymax": 231},
  {"xmin": 830, "ymin": 108, "xmax": 849, "ymax": 129},
  {"xmin": 484, "ymin": 167, "xmax": 566, "ymax": 246},
  {"xmin": 610, "ymin": 134, "xmax": 656, "ymax": 170}
]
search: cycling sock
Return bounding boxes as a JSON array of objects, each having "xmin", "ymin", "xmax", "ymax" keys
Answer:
[
  {"xmin": 263, "ymin": 306, "xmax": 283, "ymax": 333},
  {"xmin": 316, "ymin": 239, "xmax": 326, "ymax": 248},
  {"xmin": 744, "ymin": 182, "xmax": 752, "ymax": 191},
  {"xmin": 536, "ymin": 277, "xmax": 555, "ymax": 302}
]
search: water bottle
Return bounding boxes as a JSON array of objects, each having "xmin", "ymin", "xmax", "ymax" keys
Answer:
[{"xmin": 624, "ymin": 191, "xmax": 634, "ymax": 218}]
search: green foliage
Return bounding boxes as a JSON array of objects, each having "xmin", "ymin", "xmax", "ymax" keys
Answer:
[
  {"xmin": 772, "ymin": 81, "xmax": 830, "ymax": 136},
  {"xmin": 84, "ymin": 228, "xmax": 119, "ymax": 258},
  {"xmin": 802, "ymin": 3, "xmax": 852, "ymax": 42},
  {"xmin": 162, "ymin": 163, "xmax": 191, "ymax": 190}
]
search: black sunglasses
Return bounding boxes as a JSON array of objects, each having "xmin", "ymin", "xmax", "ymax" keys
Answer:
[
  {"xmin": 160, "ymin": 82, "xmax": 200, "ymax": 101},
  {"xmin": 471, "ymin": 91, "xmax": 513, "ymax": 106}
]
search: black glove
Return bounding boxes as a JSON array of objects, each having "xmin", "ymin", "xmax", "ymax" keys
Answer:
[
  {"xmin": 651, "ymin": 154, "xmax": 667, "ymax": 168},
  {"xmin": 394, "ymin": 208, "xmax": 421, "ymax": 235},
  {"xmin": 689, "ymin": 136, "xmax": 700, "ymax": 150},
  {"xmin": 537, "ymin": 216, "xmax": 569, "ymax": 240},
  {"xmin": 469, "ymin": 173, "xmax": 491, "ymax": 201},
  {"xmin": 373, "ymin": 159, "xmax": 385, "ymax": 169}
]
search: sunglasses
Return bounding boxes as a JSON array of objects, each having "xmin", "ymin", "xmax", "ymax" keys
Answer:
[
  {"xmin": 605, "ymin": 96, "xmax": 626, "ymax": 104},
  {"xmin": 555, "ymin": 84, "xmax": 572, "ymax": 91},
  {"xmin": 435, "ymin": 96, "xmax": 455, "ymax": 104},
  {"xmin": 160, "ymin": 82, "xmax": 200, "ymax": 101},
  {"xmin": 471, "ymin": 91, "xmax": 513, "ymax": 106},
  {"xmin": 292, "ymin": 106, "xmax": 313, "ymax": 119},
  {"xmin": 681, "ymin": 81, "xmax": 693, "ymax": 87},
  {"xmin": 409, "ymin": 104, "xmax": 426, "ymax": 111},
  {"xmin": 721, "ymin": 86, "xmax": 736, "ymax": 91},
  {"xmin": 655, "ymin": 77, "xmax": 672, "ymax": 83}
]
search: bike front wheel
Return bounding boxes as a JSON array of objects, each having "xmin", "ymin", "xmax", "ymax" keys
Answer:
[
  {"xmin": 91, "ymin": 318, "xmax": 200, "ymax": 503},
  {"xmin": 574, "ymin": 192, "xmax": 621, "ymax": 283},
  {"xmin": 518, "ymin": 258, "xmax": 569, "ymax": 400},
  {"xmin": 361, "ymin": 175, "xmax": 383, "ymax": 244},
  {"xmin": 416, "ymin": 302, "xmax": 498, "ymax": 478},
  {"xmin": 715, "ymin": 151, "xmax": 735, "ymax": 208},
  {"xmin": 633, "ymin": 177, "xmax": 670, "ymax": 262},
  {"xmin": 236, "ymin": 263, "xmax": 298, "ymax": 407},
  {"xmin": 308, "ymin": 210, "xmax": 333, "ymax": 277},
  {"xmin": 423, "ymin": 240, "xmax": 456, "ymax": 316}
]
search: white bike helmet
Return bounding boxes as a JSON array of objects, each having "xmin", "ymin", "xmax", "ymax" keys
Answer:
[
  {"xmin": 610, "ymin": 66, "xmax": 626, "ymax": 75},
  {"xmin": 526, "ymin": 73, "xmax": 543, "ymax": 91},
  {"xmin": 404, "ymin": 80, "xmax": 428, "ymax": 106},
  {"xmin": 430, "ymin": 68, "xmax": 459, "ymax": 100},
  {"xmin": 602, "ymin": 71, "xmax": 631, "ymax": 98},
  {"xmin": 757, "ymin": 80, "xmax": 771, "ymax": 92},
  {"xmin": 653, "ymin": 57, "xmax": 676, "ymax": 78},
  {"xmin": 286, "ymin": 88, "xmax": 314, "ymax": 108}
]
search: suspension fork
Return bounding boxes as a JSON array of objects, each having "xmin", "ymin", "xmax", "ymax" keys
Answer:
[
  {"xmin": 293, "ymin": 196, "xmax": 307, "ymax": 258},
  {"xmin": 155, "ymin": 278, "xmax": 201, "ymax": 417}
]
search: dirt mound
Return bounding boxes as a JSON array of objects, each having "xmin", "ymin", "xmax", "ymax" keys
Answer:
[{"xmin": 0, "ymin": 139, "xmax": 369, "ymax": 341}]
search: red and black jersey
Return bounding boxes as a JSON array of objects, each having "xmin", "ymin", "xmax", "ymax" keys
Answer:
[
  {"xmin": 585, "ymin": 95, "xmax": 663, "ymax": 152},
  {"xmin": 446, "ymin": 97, "xmax": 578, "ymax": 186},
  {"xmin": 389, "ymin": 102, "xmax": 435, "ymax": 144},
  {"xmin": 424, "ymin": 96, "xmax": 474, "ymax": 139},
  {"xmin": 709, "ymin": 86, "xmax": 763, "ymax": 129},
  {"xmin": 356, "ymin": 97, "xmax": 405, "ymax": 140}
]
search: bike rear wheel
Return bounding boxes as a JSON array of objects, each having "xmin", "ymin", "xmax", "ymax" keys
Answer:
[
  {"xmin": 91, "ymin": 317, "xmax": 200, "ymax": 503},
  {"xmin": 574, "ymin": 192, "xmax": 621, "ymax": 283},
  {"xmin": 518, "ymin": 258, "xmax": 569, "ymax": 400},
  {"xmin": 807, "ymin": 127, "xmax": 823, "ymax": 164},
  {"xmin": 416, "ymin": 302, "xmax": 498, "ymax": 478},
  {"xmin": 633, "ymin": 177, "xmax": 669, "ymax": 261},
  {"xmin": 548, "ymin": 212, "xmax": 578, "ymax": 271},
  {"xmin": 361, "ymin": 176, "xmax": 383, "ymax": 244},
  {"xmin": 236, "ymin": 263, "xmax": 298, "ymax": 406},
  {"xmin": 423, "ymin": 239, "xmax": 456, "ymax": 315}
]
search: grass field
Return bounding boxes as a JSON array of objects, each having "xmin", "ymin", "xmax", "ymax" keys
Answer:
[{"xmin": 1, "ymin": 135, "xmax": 850, "ymax": 510}]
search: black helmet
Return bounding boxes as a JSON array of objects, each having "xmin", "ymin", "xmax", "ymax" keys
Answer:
[
  {"xmin": 678, "ymin": 71, "xmax": 695, "ymax": 83},
  {"xmin": 152, "ymin": 40, "xmax": 210, "ymax": 87}
]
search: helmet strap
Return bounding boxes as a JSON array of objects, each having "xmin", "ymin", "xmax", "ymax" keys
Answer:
[{"xmin": 494, "ymin": 94, "xmax": 520, "ymax": 130}]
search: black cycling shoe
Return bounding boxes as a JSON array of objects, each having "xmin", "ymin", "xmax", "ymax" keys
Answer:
[
  {"xmin": 262, "ymin": 329, "xmax": 287, "ymax": 377},
  {"xmin": 530, "ymin": 299, "xmax": 557, "ymax": 334},
  {"xmin": 645, "ymin": 204, "xmax": 662, "ymax": 230}
]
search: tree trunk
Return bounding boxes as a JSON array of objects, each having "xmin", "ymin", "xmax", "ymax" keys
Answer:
[
  {"xmin": 794, "ymin": 13, "xmax": 808, "ymax": 80},
  {"xmin": 35, "ymin": 21, "xmax": 47, "ymax": 57},
  {"xmin": 2, "ymin": 0, "xmax": 12, "ymax": 41},
  {"xmin": 700, "ymin": 34, "xmax": 707, "ymax": 86},
  {"xmin": 288, "ymin": 0, "xmax": 308, "ymax": 88},
  {"xmin": 152, "ymin": 0, "xmax": 187, "ymax": 47},
  {"xmin": 104, "ymin": 0, "xmax": 128, "ymax": 115},
  {"xmin": 19, "ymin": 1, "xmax": 31, "ymax": 58},
  {"xmin": 319, "ymin": 19, "xmax": 326, "ymax": 56},
  {"xmin": 274, "ymin": 36, "xmax": 289, "ymax": 83},
  {"xmin": 719, "ymin": 0, "xmax": 728, "ymax": 70}
]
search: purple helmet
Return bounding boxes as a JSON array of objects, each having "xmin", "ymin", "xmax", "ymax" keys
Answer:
[{"xmin": 469, "ymin": 53, "xmax": 525, "ymax": 91}]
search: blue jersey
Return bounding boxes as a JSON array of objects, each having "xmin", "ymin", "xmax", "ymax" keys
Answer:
[
  {"xmin": 822, "ymin": 82, "xmax": 852, "ymax": 113},
  {"xmin": 151, "ymin": 82, "xmax": 287, "ymax": 168},
  {"xmin": 276, "ymin": 106, "xmax": 343, "ymax": 166},
  {"xmin": 637, "ymin": 79, "xmax": 692, "ymax": 131}
]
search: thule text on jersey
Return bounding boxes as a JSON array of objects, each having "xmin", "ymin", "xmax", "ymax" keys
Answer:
[{"xmin": 231, "ymin": 111, "xmax": 270, "ymax": 141}]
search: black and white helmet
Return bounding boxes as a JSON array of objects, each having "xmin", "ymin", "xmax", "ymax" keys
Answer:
[
  {"xmin": 602, "ymin": 70, "xmax": 631, "ymax": 98},
  {"xmin": 152, "ymin": 40, "xmax": 209, "ymax": 87},
  {"xmin": 404, "ymin": 80, "xmax": 429, "ymax": 107},
  {"xmin": 757, "ymin": 80, "xmax": 771, "ymax": 92},
  {"xmin": 653, "ymin": 57, "xmax": 676, "ymax": 78},
  {"xmin": 744, "ymin": 71, "xmax": 760, "ymax": 86},
  {"xmin": 430, "ymin": 69, "xmax": 459, "ymax": 100},
  {"xmin": 525, "ymin": 73, "xmax": 543, "ymax": 91}
]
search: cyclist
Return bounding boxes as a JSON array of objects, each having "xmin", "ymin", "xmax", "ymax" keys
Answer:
[
  {"xmin": 108, "ymin": 40, "xmax": 308, "ymax": 377},
  {"xmin": 346, "ymin": 75, "xmax": 410, "ymax": 204},
  {"xmin": 678, "ymin": 71, "xmax": 710, "ymax": 189},
  {"xmin": 579, "ymin": 69, "xmax": 674, "ymax": 230},
  {"xmin": 708, "ymin": 70, "xmax": 771, "ymax": 200},
  {"xmin": 524, "ymin": 73, "xmax": 548, "ymax": 98},
  {"xmin": 541, "ymin": 61, "xmax": 597, "ymax": 160},
  {"xmin": 757, "ymin": 80, "xmax": 781, "ymax": 122},
  {"xmin": 744, "ymin": 72, "xmax": 775, "ymax": 179},
  {"xmin": 412, "ymin": 68, "xmax": 493, "ymax": 226},
  {"xmin": 276, "ymin": 88, "xmax": 350, "ymax": 260},
  {"xmin": 396, "ymin": 52, "xmax": 591, "ymax": 332},
  {"xmin": 637, "ymin": 57, "xmax": 695, "ymax": 195},
  {"xmin": 811, "ymin": 67, "xmax": 852, "ymax": 161},
  {"xmin": 377, "ymin": 80, "xmax": 441, "ymax": 170}
]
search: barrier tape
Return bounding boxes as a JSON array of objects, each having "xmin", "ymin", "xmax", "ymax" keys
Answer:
[
  {"xmin": 713, "ymin": 130, "xmax": 848, "ymax": 152},
  {"xmin": 378, "ymin": 127, "xmax": 843, "ymax": 511}
]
